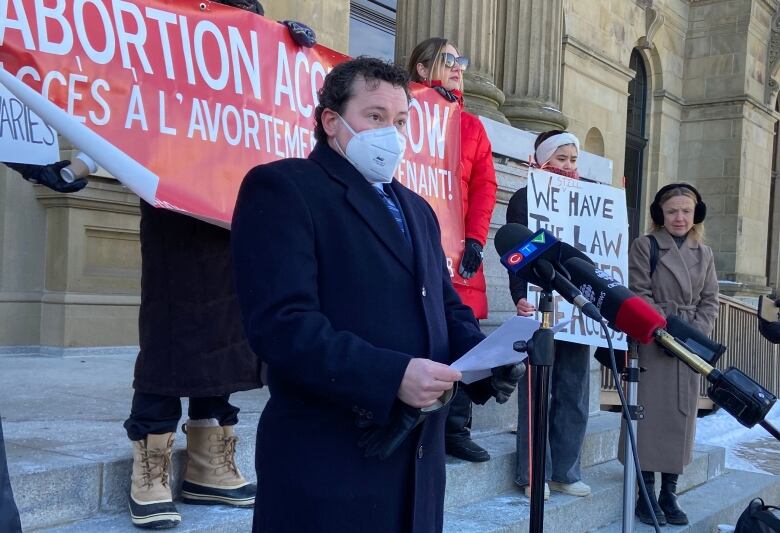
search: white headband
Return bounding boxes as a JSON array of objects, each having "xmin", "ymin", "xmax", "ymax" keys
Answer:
[{"xmin": 534, "ymin": 132, "xmax": 580, "ymax": 166}]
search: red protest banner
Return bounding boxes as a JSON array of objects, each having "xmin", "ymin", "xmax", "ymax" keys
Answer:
[{"xmin": 0, "ymin": 0, "xmax": 465, "ymax": 265}]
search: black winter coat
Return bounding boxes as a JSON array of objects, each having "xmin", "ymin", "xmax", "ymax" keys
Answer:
[
  {"xmin": 231, "ymin": 142, "xmax": 492, "ymax": 533},
  {"xmin": 133, "ymin": 200, "xmax": 260, "ymax": 397}
]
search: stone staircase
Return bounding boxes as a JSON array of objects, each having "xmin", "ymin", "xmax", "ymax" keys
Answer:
[
  {"xmin": 3, "ymin": 353, "xmax": 780, "ymax": 532},
  {"xmin": 441, "ymin": 413, "xmax": 780, "ymax": 533},
  {"xmin": 20, "ymin": 413, "xmax": 779, "ymax": 532}
]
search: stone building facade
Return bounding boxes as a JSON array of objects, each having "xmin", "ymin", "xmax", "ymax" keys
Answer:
[{"xmin": 1, "ymin": 0, "xmax": 779, "ymax": 353}]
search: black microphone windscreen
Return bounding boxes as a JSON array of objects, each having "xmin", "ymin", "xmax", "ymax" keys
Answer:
[{"xmin": 494, "ymin": 223, "xmax": 534, "ymax": 257}]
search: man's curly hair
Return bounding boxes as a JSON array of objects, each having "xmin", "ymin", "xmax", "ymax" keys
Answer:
[{"xmin": 314, "ymin": 57, "xmax": 410, "ymax": 142}]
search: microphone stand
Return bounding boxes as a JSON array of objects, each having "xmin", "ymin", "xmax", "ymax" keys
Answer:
[
  {"xmin": 621, "ymin": 341, "xmax": 642, "ymax": 533},
  {"xmin": 513, "ymin": 290, "xmax": 555, "ymax": 533}
]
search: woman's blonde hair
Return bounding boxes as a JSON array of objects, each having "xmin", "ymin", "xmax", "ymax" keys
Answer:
[
  {"xmin": 648, "ymin": 186, "xmax": 705, "ymax": 241},
  {"xmin": 407, "ymin": 37, "xmax": 463, "ymax": 91}
]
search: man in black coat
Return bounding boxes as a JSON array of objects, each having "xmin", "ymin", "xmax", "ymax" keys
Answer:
[{"xmin": 231, "ymin": 57, "xmax": 521, "ymax": 533}]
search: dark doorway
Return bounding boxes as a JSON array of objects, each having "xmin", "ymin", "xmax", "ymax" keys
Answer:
[{"xmin": 624, "ymin": 49, "xmax": 648, "ymax": 242}]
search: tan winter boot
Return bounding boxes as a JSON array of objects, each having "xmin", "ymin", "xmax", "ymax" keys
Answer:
[
  {"xmin": 181, "ymin": 420, "xmax": 256, "ymax": 507},
  {"xmin": 129, "ymin": 433, "xmax": 181, "ymax": 529}
]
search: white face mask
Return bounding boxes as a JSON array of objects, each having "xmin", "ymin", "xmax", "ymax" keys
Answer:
[{"xmin": 335, "ymin": 115, "xmax": 407, "ymax": 184}]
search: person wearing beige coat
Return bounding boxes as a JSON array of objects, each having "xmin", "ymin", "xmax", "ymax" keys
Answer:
[{"xmin": 618, "ymin": 183, "xmax": 719, "ymax": 526}]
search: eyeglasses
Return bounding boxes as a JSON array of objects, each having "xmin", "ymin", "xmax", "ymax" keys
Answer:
[{"xmin": 440, "ymin": 53, "xmax": 469, "ymax": 71}]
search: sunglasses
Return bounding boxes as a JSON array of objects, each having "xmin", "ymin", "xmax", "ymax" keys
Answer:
[{"xmin": 440, "ymin": 53, "xmax": 469, "ymax": 71}]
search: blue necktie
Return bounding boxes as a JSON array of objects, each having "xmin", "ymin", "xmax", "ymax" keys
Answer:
[{"xmin": 373, "ymin": 184, "xmax": 407, "ymax": 237}]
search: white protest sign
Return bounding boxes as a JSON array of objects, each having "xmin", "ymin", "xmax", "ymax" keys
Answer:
[
  {"xmin": 525, "ymin": 169, "xmax": 629, "ymax": 349},
  {"xmin": 0, "ymin": 82, "xmax": 59, "ymax": 165}
]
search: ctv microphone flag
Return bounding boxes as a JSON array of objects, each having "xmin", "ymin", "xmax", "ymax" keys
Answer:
[{"xmin": 499, "ymin": 229, "xmax": 559, "ymax": 274}]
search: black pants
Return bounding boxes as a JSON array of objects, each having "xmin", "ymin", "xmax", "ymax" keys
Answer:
[
  {"xmin": 0, "ymin": 416, "xmax": 22, "ymax": 533},
  {"xmin": 444, "ymin": 386, "xmax": 473, "ymax": 441},
  {"xmin": 124, "ymin": 392, "xmax": 240, "ymax": 441}
]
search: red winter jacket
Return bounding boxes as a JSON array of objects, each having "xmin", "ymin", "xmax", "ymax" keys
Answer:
[{"xmin": 452, "ymin": 106, "xmax": 497, "ymax": 319}]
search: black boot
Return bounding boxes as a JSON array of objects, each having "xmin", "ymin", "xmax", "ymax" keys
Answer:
[
  {"xmin": 636, "ymin": 471, "xmax": 666, "ymax": 526},
  {"xmin": 444, "ymin": 388, "xmax": 489, "ymax": 462},
  {"xmin": 659, "ymin": 473, "xmax": 688, "ymax": 525}
]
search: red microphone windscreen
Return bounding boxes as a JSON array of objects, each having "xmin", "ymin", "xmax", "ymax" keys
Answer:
[{"xmin": 615, "ymin": 296, "xmax": 667, "ymax": 344}]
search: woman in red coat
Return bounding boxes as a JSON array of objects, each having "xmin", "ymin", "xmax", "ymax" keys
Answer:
[{"xmin": 408, "ymin": 37, "xmax": 498, "ymax": 462}]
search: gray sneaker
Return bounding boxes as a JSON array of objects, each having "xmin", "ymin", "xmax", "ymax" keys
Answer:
[{"xmin": 548, "ymin": 480, "xmax": 591, "ymax": 497}]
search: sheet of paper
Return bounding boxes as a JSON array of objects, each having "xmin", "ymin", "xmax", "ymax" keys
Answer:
[
  {"xmin": 451, "ymin": 317, "xmax": 573, "ymax": 384},
  {"xmin": 451, "ymin": 316, "xmax": 537, "ymax": 384}
]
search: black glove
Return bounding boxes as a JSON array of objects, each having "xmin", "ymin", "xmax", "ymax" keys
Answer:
[
  {"xmin": 281, "ymin": 20, "xmax": 317, "ymax": 48},
  {"xmin": 458, "ymin": 238, "xmax": 484, "ymax": 279},
  {"xmin": 357, "ymin": 403, "xmax": 423, "ymax": 460},
  {"xmin": 431, "ymin": 85, "xmax": 459, "ymax": 102},
  {"xmin": 5, "ymin": 160, "xmax": 87, "ymax": 193},
  {"xmin": 491, "ymin": 363, "xmax": 525, "ymax": 404}
]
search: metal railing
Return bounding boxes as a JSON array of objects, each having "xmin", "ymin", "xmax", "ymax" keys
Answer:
[{"xmin": 600, "ymin": 294, "xmax": 780, "ymax": 411}]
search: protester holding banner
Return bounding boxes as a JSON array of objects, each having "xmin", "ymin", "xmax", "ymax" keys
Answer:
[
  {"xmin": 231, "ymin": 56, "xmax": 521, "ymax": 533},
  {"xmin": 122, "ymin": 1, "xmax": 317, "ymax": 529},
  {"xmin": 505, "ymin": 130, "xmax": 592, "ymax": 499},
  {"xmin": 407, "ymin": 37, "xmax": 498, "ymax": 463},
  {"xmin": 618, "ymin": 183, "xmax": 719, "ymax": 526}
]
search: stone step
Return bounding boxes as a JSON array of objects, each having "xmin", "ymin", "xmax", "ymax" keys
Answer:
[
  {"xmin": 39, "ymin": 443, "xmax": 726, "ymax": 532},
  {"xmin": 34, "ymin": 503, "xmax": 253, "ymax": 532},
  {"xmin": 589, "ymin": 468, "xmax": 780, "ymax": 533},
  {"xmin": 14, "ymin": 406, "xmax": 619, "ymax": 530},
  {"xmin": 442, "ymin": 444, "xmax": 725, "ymax": 533},
  {"xmin": 445, "ymin": 412, "xmax": 620, "ymax": 509},
  {"xmin": 9, "ymin": 420, "xmax": 259, "ymax": 531}
]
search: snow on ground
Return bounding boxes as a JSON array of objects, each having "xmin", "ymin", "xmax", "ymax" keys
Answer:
[{"xmin": 696, "ymin": 404, "xmax": 780, "ymax": 474}]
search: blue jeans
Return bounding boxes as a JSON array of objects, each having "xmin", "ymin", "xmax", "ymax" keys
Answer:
[
  {"xmin": 0, "ymin": 415, "xmax": 22, "ymax": 533},
  {"xmin": 515, "ymin": 340, "xmax": 590, "ymax": 487}
]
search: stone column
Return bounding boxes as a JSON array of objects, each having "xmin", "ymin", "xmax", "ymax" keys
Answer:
[
  {"xmin": 395, "ymin": 0, "xmax": 508, "ymax": 123},
  {"xmin": 496, "ymin": 0, "xmax": 568, "ymax": 132}
]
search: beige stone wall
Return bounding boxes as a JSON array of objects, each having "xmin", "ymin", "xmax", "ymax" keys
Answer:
[
  {"xmin": 0, "ymin": 162, "xmax": 141, "ymax": 349},
  {"xmin": 560, "ymin": 40, "xmax": 634, "ymax": 186},
  {"xmin": 679, "ymin": 0, "xmax": 778, "ymax": 292},
  {"xmin": 264, "ymin": 0, "xmax": 350, "ymax": 54},
  {"xmin": 562, "ymin": 0, "xmax": 645, "ymax": 68},
  {"xmin": 0, "ymin": 166, "xmax": 48, "ymax": 346},
  {"xmin": 560, "ymin": 0, "xmax": 690, "ymax": 199},
  {"xmin": 560, "ymin": 0, "xmax": 644, "ymax": 186}
]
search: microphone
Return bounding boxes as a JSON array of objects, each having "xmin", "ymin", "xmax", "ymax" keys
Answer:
[
  {"xmin": 562, "ymin": 255, "xmax": 776, "ymax": 431},
  {"xmin": 495, "ymin": 222, "xmax": 666, "ymax": 344},
  {"xmin": 494, "ymin": 224, "xmax": 602, "ymax": 321},
  {"xmin": 563, "ymin": 256, "xmax": 667, "ymax": 344},
  {"xmin": 493, "ymin": 222, "xmax": 777, "ymax": 432}
]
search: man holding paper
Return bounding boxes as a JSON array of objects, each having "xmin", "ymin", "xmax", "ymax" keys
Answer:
[{"xmin": 232, "ymin": 56, "xmax": 521, "ymax": 533}]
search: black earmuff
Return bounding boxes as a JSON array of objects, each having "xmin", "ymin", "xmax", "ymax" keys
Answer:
[{"xmin": 649, "ymin": 183, "xmax": 706, "ymax": 225}]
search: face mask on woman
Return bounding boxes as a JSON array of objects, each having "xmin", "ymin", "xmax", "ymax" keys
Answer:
[{"xmin": 335, "ymin": 116, "xmax": 407, "ymax": 185}]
